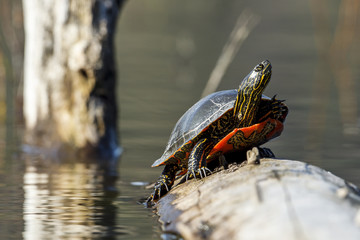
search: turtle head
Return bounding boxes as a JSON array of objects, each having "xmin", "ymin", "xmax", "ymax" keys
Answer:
[
  {"xmin": 233, "ymin": 60, "xmax": 272, "ymax": 127},
  {"xmin": 240, "ymin": 60, "xmax": 272, "ymax": 95}
]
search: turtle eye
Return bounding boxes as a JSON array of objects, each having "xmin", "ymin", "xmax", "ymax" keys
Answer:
[{"xmin": 255, "ymin": 63, "xmax": 264, "ymax": 72}]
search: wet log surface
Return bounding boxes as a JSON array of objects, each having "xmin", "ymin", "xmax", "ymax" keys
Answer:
[{"xmin": 155, "ymin": 157, "xmax": 360, "ymax": 240}]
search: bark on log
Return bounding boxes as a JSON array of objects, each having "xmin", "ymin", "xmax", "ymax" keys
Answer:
[
  {"xmin": 156, "ymin": 156, "xmax": 360, "ymax": 240},
  {"xmin": 22, "ymin": 0, "xmax": 124, "ymax": 158}
]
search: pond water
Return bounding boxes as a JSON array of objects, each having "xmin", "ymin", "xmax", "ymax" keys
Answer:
[{"xmin": 0, "ymin": 0, "xmax": 360, "ymax": 239}]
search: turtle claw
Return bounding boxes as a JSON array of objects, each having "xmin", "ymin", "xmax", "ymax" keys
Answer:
[
  {"xmin": 203, "ymin": 167, "xmax": 212, "ymax": 176},
  {"xmin": 200, "ymin": 168, "xmax": 206, "ymax": 178},
  {"xmin": 199, "ymin": 167, "xmax": 209, "ymax": 179},
  {"xmin": 191, "ymin": 169, "xmax": 197, "ymax": 179},
  {"xmin": 185, "ymin": 166, "xmax": 212, "ymax": 181},
  {"xmin": 271, "ymin": 94, "xmax": 285, "ymax": 103},
  {"xmin": 146, "ymin": 179, "xmax": 171, "ymax": 205},
  {"xmin": 148, "ymin": 184, "xmax": 163, "ymax": 202},
  {"xmin": 163, "ymin": 182, "xmax": 169, "ymax": 192},
  {"xmin": 184, "ymin": 170, "xmax": 193, "ymax": 181},
  {"xmin": 148, "ymin": 173, "xmax": 175, "ymax": 202},
  {"xmin": 185, "ymin": 169, "xmax": 197, "ymax": 181}
]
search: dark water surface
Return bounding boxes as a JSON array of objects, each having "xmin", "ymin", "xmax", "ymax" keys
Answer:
[{"xmin": 1, "ymin": 0, "xmax": 360, "ymax": 239}]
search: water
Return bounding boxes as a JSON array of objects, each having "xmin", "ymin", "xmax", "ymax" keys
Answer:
[{"xmin": 1, "ymin": 0, "xmax": 360, "ymax": 239}]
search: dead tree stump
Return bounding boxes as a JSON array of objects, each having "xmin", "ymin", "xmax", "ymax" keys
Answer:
[{"xmin": 22, "ymin": 0, "xmax": 124, "ymax": 158}]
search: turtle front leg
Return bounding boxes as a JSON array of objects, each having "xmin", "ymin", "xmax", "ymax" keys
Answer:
[
  {"xmin": 148, "ymin": 164, "xmax": 179, "ymax": 202},
  {"xmin": 185, "ymin": 138, "xmax": 213, "ymax": 180}
]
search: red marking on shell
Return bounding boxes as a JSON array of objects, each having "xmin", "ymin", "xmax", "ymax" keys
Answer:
[{"xmin": 207, "ymin": 118, "xmax": 283, "ymax": 161}]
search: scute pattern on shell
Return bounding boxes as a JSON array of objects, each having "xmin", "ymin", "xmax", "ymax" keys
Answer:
[{"xmin": 153, "ymin": 90, "xmax": 238, "ymax": 166}]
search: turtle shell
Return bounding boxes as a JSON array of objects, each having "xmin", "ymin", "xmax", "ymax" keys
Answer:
[{"xmin": 152, "ymin": 90, "xmax": 271, "ymax": 167}]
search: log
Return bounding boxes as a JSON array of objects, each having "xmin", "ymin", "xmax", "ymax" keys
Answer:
[{"xmin": 155, "ymin": 150, "xmax": 360, "ymax": 240}]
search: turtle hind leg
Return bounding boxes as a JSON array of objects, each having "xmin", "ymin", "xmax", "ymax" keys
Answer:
[
  {"xmin": 258, "ymin": 147, "xmax": 275, "ymax": 158},
  {"xmin": 256, "ymin": 96, "xmax": 287, "ymax": 122},
  {"xmin": 184, "ymin": 138, "xmax": 213, "ymax": 181},
  {"xmin": 147, "ymin": 164, "xmax": 179, "ymax": 202},
  {"xmin": 219, "ymin": 155, "xmax": 229, "ymax": 169},
  {"xmin": 269, "ymin": 95, "xmax": 288, "ymax": 120}
]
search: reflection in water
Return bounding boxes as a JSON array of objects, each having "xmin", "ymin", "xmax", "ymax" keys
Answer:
[
  {"xmin": 329, "ymin": 0, "xmax": 359, "ymax": 135},
  {"xmin": 308, "ymin": 0, "xmax": 360, "ymax": 153},
  {"xmin": 22, "ymin": 158, "xmax": 121, "ymax": 239},
  {"xmin": 201, "ymin": 10, "xmax": 260, "ymax": 97},
  {"xmin": 175, "ymin": 31, "xmax": 196, "ymax": 89}
]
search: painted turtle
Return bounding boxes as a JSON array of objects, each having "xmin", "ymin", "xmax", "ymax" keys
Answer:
[{"xmin": 148, "ymin": 60, "xmax": 288, "ymax": 201}]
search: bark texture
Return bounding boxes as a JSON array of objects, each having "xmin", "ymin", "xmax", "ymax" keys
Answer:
[
  {"xmin": 22, "ymin": 0, "xmax": 123, "ymax": 157},
  {"xmin": 156, "ymin": 158, "xmax": 360, "ymax": 240}
]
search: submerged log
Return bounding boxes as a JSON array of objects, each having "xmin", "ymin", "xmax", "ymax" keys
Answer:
[{"xmin": 156, "ymin": 151, "xmax": 360, "ymax": 240}]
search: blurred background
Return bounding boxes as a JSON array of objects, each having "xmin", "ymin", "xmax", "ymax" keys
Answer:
[{"xmin": 0, "ymin": 0, "xmax": 359, "ymax": 239}]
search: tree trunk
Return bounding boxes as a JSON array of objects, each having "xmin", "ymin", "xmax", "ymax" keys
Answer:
[
  {"xmin": 155, "ymin": 156, "xmax": 360, "ymax": 240},
  {"xmin": 22, "ymin": 0, "xmax": 124, "ymax": 158}
]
